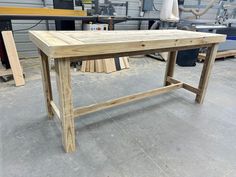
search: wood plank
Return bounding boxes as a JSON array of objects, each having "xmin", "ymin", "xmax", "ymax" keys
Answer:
[
  {"xmin": 55, "ymin": 59, "xmax": 76, "ymax": 153},
  {"xmin": 49, "ymin": 31, "xmax": 84, "ymax": 45},
  {"xmin": 196, "ymin": 44, "xmax": 219, "ymax": 104},
  {"xmin": 67, "ymin": 44, "xmax": 212, "ymax": 62},
  {"xmin": 164, "ymin": 51, "xmax": 178, "ymax": 86},
  {"xmin": 2, "ymin": 31, "xmax": 25, "ymax": 86},
  {"xmin": 103, "ymin": 58, "xmax": 115, "ymax": 73},
  {"xmin": 29, "ymin": 30, "xmax": 226, "ymax": 59},
  {"xmin": 167, "ymin": 77, "xmax": 200, "ymax": 94},
  {"xmin": 119, "ymin": 57, "xmax": 126, "ymax": 69},
  {"xmin": 50, "ymin": 101, "xmax": 61, "ymax": 120},
  {"xmin": 103, "ymin": 59, "xmax": 109, "ymax": 73},
  {"xmin": 198, "ymin": 53, "xmax": 206, "ymax": 61},
  {"xmin": 0, "ymin": 6, "xmax": 86, "ymax": 17},
  {"xmin": 214, "ymin": 50, "xmax": 236, "ymax": 58},
  {"xmin": 123, "ymin": 57, "xmax": 130, "ymax": 68},
  {"xmin": 198, "ymin": 49, "xmax": 236, "ymax": 61},
  {"xmin": 85, "ymin": 60, "xmax": 90, "ymax": 72},
  {"xmin": 80, "ymin": 61, "xmax": 86, "ymax": 72},
  {"xmin": 89, "ymin": 60, "xmax": 95, "ymax": 73},
  {"xmin": 95, "ymin": 60, "xmax": 103, "ymax": 73},
  {"xmin": 183, "ymin": 83, "xmax": 200, "ymax": 94},
  {"xmin": 74, "ymin": 83, "xmax": 183, "ymax": 117},
  {"xmin": 109, "ymin": 58, "xmax": 116, "ymax": 72},
  {"xmin": 39, "ymin": 51, "xmax": 54, "ymax": 119}
]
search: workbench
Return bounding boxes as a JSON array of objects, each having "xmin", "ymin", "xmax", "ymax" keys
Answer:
[{"xmin": 29, "ymin": 30, "xmax": 226, "ymax": 153}]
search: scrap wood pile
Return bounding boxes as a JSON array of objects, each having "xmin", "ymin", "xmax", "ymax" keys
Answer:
[{"xmin": 80, "ymin": 57, "xmax": 130, "ymax": 73}]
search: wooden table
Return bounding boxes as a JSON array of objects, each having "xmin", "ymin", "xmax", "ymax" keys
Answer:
[{"xmin": 29, "ymin": 30, "xmax": 226, "ymax": 153}]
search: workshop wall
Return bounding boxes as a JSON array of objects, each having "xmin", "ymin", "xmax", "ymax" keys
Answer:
[
  {"xmin": 0, "ymin": 0, "xmax": 55, "ymax": 58},
  {"xmin": 0, "ymin": 0, "xmax": 219, "ymax": 58}
]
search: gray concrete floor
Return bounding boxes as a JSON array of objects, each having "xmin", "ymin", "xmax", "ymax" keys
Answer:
[{"xmin": 1, "ymin": 57, "xmax": 236, "ymax": 177}]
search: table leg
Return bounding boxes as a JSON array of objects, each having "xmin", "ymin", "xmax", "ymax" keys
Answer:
[
  {"xmin": 164, "ymin": 51, "xmax": 178, "ymax": 86},
  {"xmin": 196, "ymin": 44, "xmax": 219, "ymax": 104},
  {"xmin": 39, "ymin": 50, "xmax": 53, "ymax": 119},
  {"xmin": 55, "ymin": 59, "xmax": 76, "ymax": 153}
]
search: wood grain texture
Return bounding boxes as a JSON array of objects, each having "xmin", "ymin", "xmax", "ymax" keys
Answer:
[
  {"xmin": 89, "ymin": 60, "xmax": 95, "ymax": 73},
  {"xmin": 29, "ymin": 30, "xmax": 226, "ymax": 59},
  {"xmin": 2, "ymin": 31, "xmax": 25, "ymax": 86},
  {"xmin": 103, "ymin": 58, "xmax": 116, "ymax": 73},
  {"xmin": 39, "ymin": 51, "xmax": 54, "ymax": 119},
  {"xmin": 95, "ymin": 60, "xmax": 104, "ymax": 72},
  {"xmin": 55, "ymin": 59, "xmax": 76, "ymax": 153},
  {"xmin": 74, "ymin": 83, "xmax": 183, "ymax": 117},
  {"xmin": 164, "ymin": 51, "xmax": 178, "ymax": 86},
  {"xmin": 196, "ymin": 44, "xmax": 219, "ymax": 104},
  {"xmin": 167, "ymin": 77, "xmax": 200, "ymax": 94},
  {"xmin": 50, "ymin": 101, "xmax": 60, "ymax": 120},
  {"xmin": 109, "ymin": 59, "xmax": 116, "ymax": 72},
  {"xmin": 85, "ymin": 60, "xmax": 90, "ymax": 72},
  {"xmin": 123, "ymin": 57, "xmax": 130, "ymax": 68},
  {"xmin": 0, "ymin": 6, "xmax": 86, "ymax": 16},
  {"xmin": 80, "ymin": 61, "xmax": 86, "ymax": 72},
  {"xmin": 119, "ymin": 57, "xmax": 126, "ymax": 69}
]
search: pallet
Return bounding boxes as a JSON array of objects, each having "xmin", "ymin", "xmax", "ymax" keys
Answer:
[{"xmin": 198, "ymin": 50, "xmax": 236, "ymax": 61}]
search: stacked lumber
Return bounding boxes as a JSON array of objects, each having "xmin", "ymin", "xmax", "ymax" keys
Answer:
[
  {"xmin": 81, "ymin": 57, "xmax": 130, "ymax": 73},
  {"xmin": 198, "ymin": 50, "xmax": 236, "ymax": 61}
]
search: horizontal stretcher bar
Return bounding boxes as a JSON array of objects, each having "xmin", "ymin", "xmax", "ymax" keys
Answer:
[
  {"xmin": 73, "ymin": 82, "xmax": 183, "ymax": 117},
  {"xmin": 51, "ymin": 78, "xmax": 200, "ymax": 121}
]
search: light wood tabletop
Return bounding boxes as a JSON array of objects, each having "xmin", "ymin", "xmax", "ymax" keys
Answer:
[{"xmin": 29, "ymin": 30, "xmax": 226, "ymax": 59}]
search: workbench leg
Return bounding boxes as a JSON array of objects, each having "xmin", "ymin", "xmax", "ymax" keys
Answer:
[
  {"xmin": 196, "ymin": 44, "xmax": 218, "ymax": 104},
  {"xmin": 55, "ymin": 59, "xmax": 76, "ymax": 153},
  {"xmin": 39, "ymin": 51, "xmax": 53, "ymax": 119},
  {"xmin": 164, "ymin": 51, "xmax": 178, "ymax": 86}
]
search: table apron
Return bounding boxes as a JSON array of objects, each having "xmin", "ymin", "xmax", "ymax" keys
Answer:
[{"xmin": 53, "ymin": 44, "xmax": 213, "ymax": 61}]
